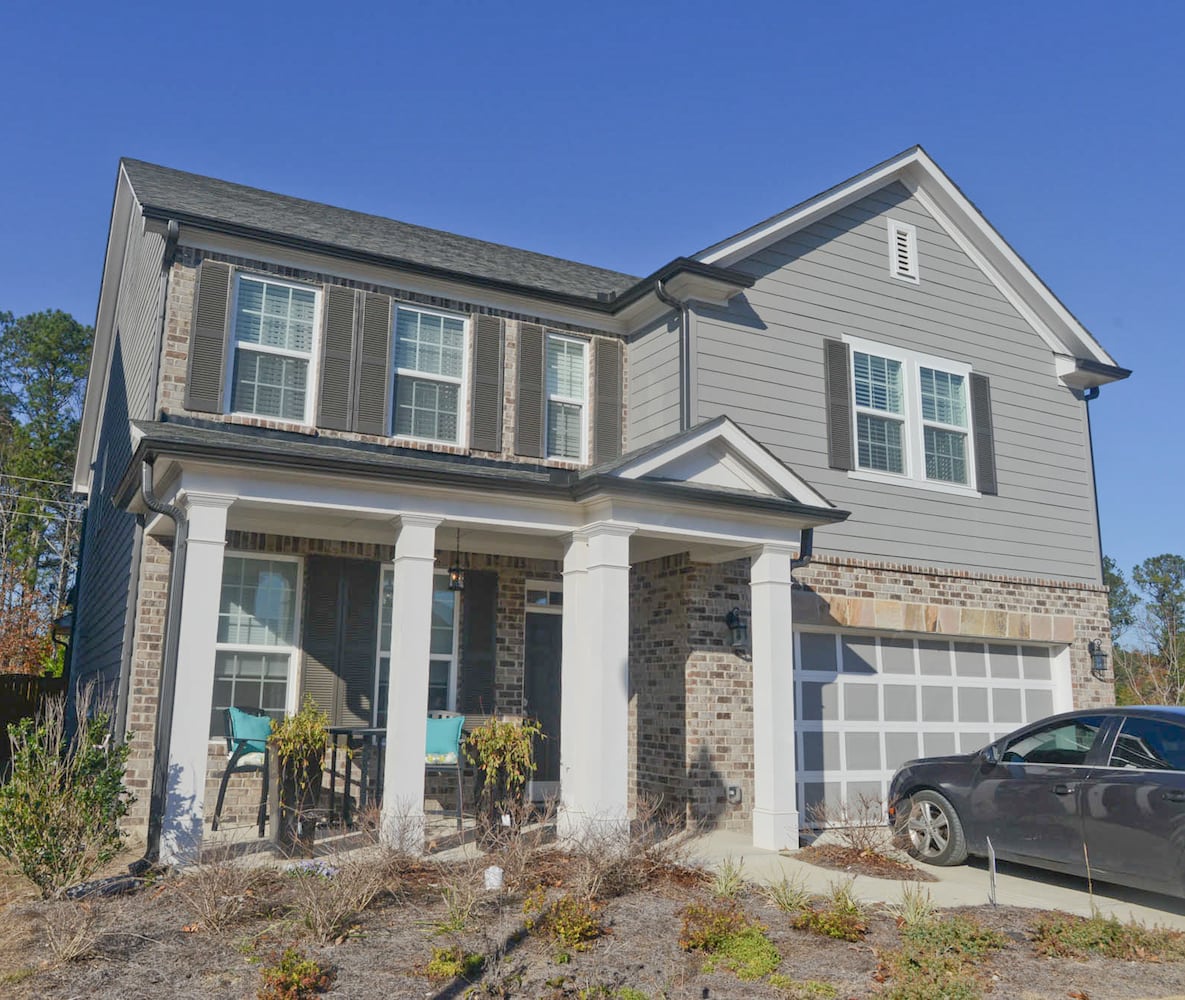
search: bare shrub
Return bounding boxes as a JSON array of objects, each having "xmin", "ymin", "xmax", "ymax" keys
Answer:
[
  {"xmin": 285, "ymin": 854, "xmax": 386, "ymax": 945},
  {"xmin": 481, "ymin": 795, "xmax": 557, "ymax": 894},
  {"xmin": 170, "ymin": 858, "xmax": 273, "ymax": 931},
  {"xmin": 39, "ymin": 900, "xmax": 111, "ymax": 962},
  {"xmin": 805, "ymin": 792, "xmax": 893, "ymax": 856}
]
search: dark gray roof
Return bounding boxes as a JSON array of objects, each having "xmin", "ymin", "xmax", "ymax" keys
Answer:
[{"xmin": 121, "ymin": 159, "xmax": 640, "ymax": 302}]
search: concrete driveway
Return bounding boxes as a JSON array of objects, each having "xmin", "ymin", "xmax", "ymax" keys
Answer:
[{"xmin": 685, "ymin": 830, "xmax": 1185, "ymax": 930}]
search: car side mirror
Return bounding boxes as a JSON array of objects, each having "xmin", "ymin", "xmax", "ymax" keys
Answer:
[{"xmin": 980, "ymin": 744, "xmax": 998, "ymax": 765}]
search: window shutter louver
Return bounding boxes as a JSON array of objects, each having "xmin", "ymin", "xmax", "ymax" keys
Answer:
[
  {"xmin": 969, "ymin": 373, "xmax": 998, "ymax": 496},
  {"xmin": 469, "ymin": 315, "xmax": 505, "ymax": 452},
  {"xmin": 339, "ymin": 558, "xmax": 379, "ymax": 729},
  {"xmin": 592, "ymin": 338, "xmax": 623, "ymax": 464},
  {"xmin": 317, "ymin": 286, "xmax": 357, "ymax": 431},
  {"xmin": 515, "ymin": 323, "xmax": 546, "ymax": 458},
  {"xmin": 185, "ymin": 259, "xmax": 233, "ymax": 413},
  {"xmin": 824, "ymin": 338, "xmax": 854, "ymax": 470},
  {"xmin": 300, "ymin": 555, "xmax": 342, "ymax": 723},
  {"xmin": 458, "ymin": 570, "xmax": 498, "ymax": 715},
  {"xmin": 355, "ymin": 293, "xmax": 392, "ymax": 436}
]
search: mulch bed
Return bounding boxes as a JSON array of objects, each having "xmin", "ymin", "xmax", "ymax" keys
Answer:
[{"xmin": 793, "ymin": 843, "xmax": 938, "ymax": 881}]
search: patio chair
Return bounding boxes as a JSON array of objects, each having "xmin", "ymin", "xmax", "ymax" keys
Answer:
[
  {"xmin": 211, "ymin": 705, "xmax": 272, "ymax": 837},
  {"xmin": 425, "ymin": 711, "xmax": 466, "ymax": 831}
]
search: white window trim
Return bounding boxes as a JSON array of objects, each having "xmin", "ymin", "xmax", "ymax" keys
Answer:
[
  {"xmin": 843, "ymin": 334, "xmax": 979, "ymax": 497},
  {"xmin": 372, "ymin": 566, "xmax": 461, "ymax": 725},
  {"xmin": 209, "ymin": 551, "xmax": 304, "ymax": 742},
  {"xmin": 388, "ymin": 304, "xmax": 470, "ymax": 447},
  {"xmin": 887, "ymin": 218, "xmax": 919, "ymax": 283},
  {"xmin": 525, "ymin": 579, "xmax": 563, "ymax": 615},
  {"xmin": 224, "ymin": 274, "xmax": 322, "ymax": 427},
  {"xmin": 544, "ymin": 333, "xmax": 589, "ymax": 463}
]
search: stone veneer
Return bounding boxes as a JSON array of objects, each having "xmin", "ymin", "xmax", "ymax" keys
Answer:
[{"xmin": 157, "ymin": 249, "xmax": 627, "ymax": 469}]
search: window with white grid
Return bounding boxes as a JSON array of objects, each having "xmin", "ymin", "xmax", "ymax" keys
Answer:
[
  {"xmin": 392, "ymin": 307, "xmax": 468, "ymax": 443},
  {"xmin": 228, "ymin": 276, "xmax": 319, "ymax": 422},
  {"xmin": 545, "ymin": 334, "xmax": 587, "ymax": 460}
]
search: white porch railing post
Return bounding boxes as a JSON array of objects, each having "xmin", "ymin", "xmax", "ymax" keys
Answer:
[
  {"xmin": 160, "ymin": 491, "xmax": 232, "ymax": 866},
  {"xmin": 750, "ymin": 543, "xmax": 798, "ymax": 850},
  {"xmin": 380, "ymin": 514, "xmax": 442, "ymax": 851},
  {"xmin": 559, "ymin": 523, "xmax": 633, "ymax": 839}
]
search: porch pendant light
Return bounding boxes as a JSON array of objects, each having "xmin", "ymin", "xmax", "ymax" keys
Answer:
[{"xmin": 448, "ymin": 528, "xmax": 465, "ymax": 592}]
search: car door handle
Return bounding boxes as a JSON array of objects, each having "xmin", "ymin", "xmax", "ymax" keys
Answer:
[
  {"xmin": 1163, "ymin": 790, "xmax": 1185, "ymax": 803},
  {"xmin": 1053, "ymin": 783, "xmax": 1077, "ymax": 796}
]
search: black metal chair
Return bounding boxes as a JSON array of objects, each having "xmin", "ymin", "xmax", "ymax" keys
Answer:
[
  {"xmin": 211, "ymin": 705, "xmax": 272, "ymax": 836},
  {"xmin": 425, "ymin": 711, "xmax": 466, "ymax": 830}
]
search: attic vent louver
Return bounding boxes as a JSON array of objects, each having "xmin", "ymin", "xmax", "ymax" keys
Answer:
[{"xmin": 887, "ymin": 219, "xmax": 919, "ymax": 283}]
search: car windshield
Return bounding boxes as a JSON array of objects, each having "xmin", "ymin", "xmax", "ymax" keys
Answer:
[{"xmin": 1002, "ymin": 717, "xmax": 1104, "ymax": 766}]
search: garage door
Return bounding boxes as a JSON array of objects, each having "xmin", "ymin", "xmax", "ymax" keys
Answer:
[{"xmin": 794, "ymin": 630, "xmax": 1067, "ymax": 817}]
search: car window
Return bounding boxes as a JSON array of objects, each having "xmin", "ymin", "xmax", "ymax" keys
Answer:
[
  {"xmin": 1001, "ymin": 716, "xmax": 1104, "ymax": 766},
  {"xmin": 1109, "ymin": 717, "xmax": 1185, "ymax": 771}
]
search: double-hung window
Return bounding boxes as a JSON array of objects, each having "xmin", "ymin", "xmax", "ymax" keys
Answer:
[
  {"xmin": 847, "ymin": 336, "xmax": 975, "ymax": 491},
  {"xmin": 210, "ymin": 555, "xmax": 301, "ymax": 737},
  {"xmin": 228, "ymin": 276, "xmax": 318, "ymax": 422},
  {"xmin": 373, "ymin": 569, "xmax": 459, "ymax": 727},
  {"xmin": 392, "ymin": 307, "xmax": 467, "ymax": 443},
  {"xmin": 545, "ymin": 334, "xmax": 587, "ymax": 461}
]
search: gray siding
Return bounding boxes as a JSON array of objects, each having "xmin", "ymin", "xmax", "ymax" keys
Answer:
[
  {"xmin": 626, "ymin": 314, "xmax": 682, "ymax": 450},
  {"xmin": 72, "ymin": 184, "xmax": 166, "ymax": 702},
  {"xmin": 693, "ymin": 182, "xmax": 1100, "ymax": 583}
]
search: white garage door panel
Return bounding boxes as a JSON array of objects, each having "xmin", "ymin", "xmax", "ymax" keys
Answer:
[{"xmin": 795, "ymin": 631, "xmax": 1065, "ymax": 816}]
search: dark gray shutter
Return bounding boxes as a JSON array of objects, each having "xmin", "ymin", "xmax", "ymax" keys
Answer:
[
  {"xmin": 823, "ymin": 338, "xmax": 854, "ymax": 471},
  {"xmin": 969, "ymin": 372, "xmax": 998, "ymax": 496},
  {"xmin": 470, "ymin": 315, "xmax": 505, "ymax": 452},
  {"xmin": 515, "ymin": 323, "xmax": 546, "ymax": 458},
  {"xmin": 592, "ymin": 338, "xmax": 623, "ymax": 464},
  {"xmin": 300, "ymin": 555, "xmax": 341, "ymax": 722},
  {"xmin": 317, "ymin": 286, "xmax": 357, "ymax": 431},
  {"xmin": 185, "ymin": 260, "xmax": 232, "ymax": 413},
  {"xmin": 300, "ymin": 555, "xmax": 380, "ymax": 727},
  {"xmin": 355, "ymin": 293, "xmax": 391, "ymax": 436},
  {"xmin": 458, "ymin": 570, "xmax": 498, "ymax": 715}
]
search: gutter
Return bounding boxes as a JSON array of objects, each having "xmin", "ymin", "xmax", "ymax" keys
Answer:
[
  {"xmin": 654, "ymin": 279, "xmax": 692, "ymax": 431},
  {"xmin": 137, "ymin": 459, "xmax": 188, "ymax": 864}
]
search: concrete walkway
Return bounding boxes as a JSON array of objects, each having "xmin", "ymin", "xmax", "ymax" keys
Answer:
[{"xmin": 685, "ymin": 829, "xmax": 1185, "ymax": 929}]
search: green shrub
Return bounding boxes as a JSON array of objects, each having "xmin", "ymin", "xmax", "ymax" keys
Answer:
[
  {"xmin": 877, "ymin": 914, "xmax": 1007, "ymax": 1000},
  {"xmin": 524, "ymin": 886, "xmax": 605, "ymax": 950},
  {"xmin": 425, "ymin": 945, "xmax": 484, "ymax": 980},
  {"xmin": 680, "ymin": 901, "xmax": 781, "ymax": 980},
  {"xmin": 257, "ymin": 947, "xmax": 334, "ymax": 1000},
  {"xmin": 0, "ymin": 698, "xmax": 131, "ymax": 898},
  {"xmin": 1031, "ymin": 912, "xmax": 1185, "ymax": 961},
  {"xmin": 679, "ymin": 900, "xmax": 750, "ymax": 952},
  {"xmin": 791, "ymin": 879, "xmax": 867, "ymax": 942}
]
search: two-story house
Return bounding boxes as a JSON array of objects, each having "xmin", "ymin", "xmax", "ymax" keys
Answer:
[{"xmin": 70, "ymin": 147, "xmax": 1127, "ymax": 864}]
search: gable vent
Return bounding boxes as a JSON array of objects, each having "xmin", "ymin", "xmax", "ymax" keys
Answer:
[{"xmin": 887, "ymin": 219, "xmax": 919, "ymax": 283}]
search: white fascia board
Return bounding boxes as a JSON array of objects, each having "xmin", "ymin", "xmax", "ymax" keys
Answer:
[
  {"xmin": 174, "ymin": 226, "xmax": 630, "ymax": 337},
  {"xmin": 611, "ymin": 417, "xmax": 834, "ymax": 509},
  {"xmin": 660, "ymin": 270, "xmax": 750, "ymax": 307},
  {"xmin": 696, "ymin": 147, "xmax": 1118, "ymax": 369}
]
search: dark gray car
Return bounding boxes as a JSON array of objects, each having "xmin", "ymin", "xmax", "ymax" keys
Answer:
[{"xmin": 887, "ymin": 706, "xmax": 1185, "ymax": 896}]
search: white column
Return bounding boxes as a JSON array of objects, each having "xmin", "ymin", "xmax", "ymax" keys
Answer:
[
  {"xmin": 750, "ymin": 543, "xmax": 798, "ymax": 851},
  {"xmin": 559, "ymin": 523, "xmax": 633, "ymax": 839},
  {"xmin": 160, "ymin": 492, "xmax": 232, "ymax": 866},
  {"xmin": 380, "ymin": 514, "xmax": 441, "ymax": 851}
]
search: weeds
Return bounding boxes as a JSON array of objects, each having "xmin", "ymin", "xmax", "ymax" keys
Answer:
[
  {"xmin": 791, "ymin": 878, "xmax": 868, "ymax": 942},
  {"xmin": 257, "ymin": 946, "xmax": 334, "ymax": 999},
  {"xmin": 425, "ymin": 944, "xmax": 484, "ymax": 980},
  {"xmin": 679, "ymin": 900, "xmax": 780, "ymax": 981},
  {"xmin": 711, "ymin": 856, "xmax": 746, "ymax": 899},
  {"xmin": 767, "ymin": 975, "xmax": 838, "ymax": 998},
  {"xmin": 1031, "ymin": 912, "xmax": 1185, "ymax": 961},
  {"xmin": 876, "ymin": 914, "xmax": 1007, "ymax": 1000},
  {"xmin": 763, "ymin": 872, "xmax": 812, "ymax": 914}
]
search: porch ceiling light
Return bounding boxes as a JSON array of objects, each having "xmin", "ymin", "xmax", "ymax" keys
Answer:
[
  {"xmin": 1087, "ymin": 637, "xmax": 1108, "ymax": 680},
  {"xmin": 448, "ymin": 528, "xmax": 465, "ymax": 592},
  {"xmin": 724, "ymin": 606, "xmax": 749, "ymax": 651}
]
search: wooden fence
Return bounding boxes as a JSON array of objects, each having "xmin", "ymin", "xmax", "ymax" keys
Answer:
[{"xmin": 0, "ymin": 674, "xmax": 68, "ymax": 776}]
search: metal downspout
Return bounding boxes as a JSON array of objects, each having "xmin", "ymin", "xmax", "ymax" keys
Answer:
[
  {"xmin": 654, "ymin": 280, "xmax": 692, "ymax": 431},
  {"xmin": 139, "ymin": 458, "xmax": 187, "ymax": 863},
  {"xmin": 1082, "ymin": 385, "xmax": 1105, "ymax": 580}
]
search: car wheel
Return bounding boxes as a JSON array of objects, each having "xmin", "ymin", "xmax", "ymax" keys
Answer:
[{"xmin": 901, "ymin": 790, "xmax": 967, "ymax": 866}]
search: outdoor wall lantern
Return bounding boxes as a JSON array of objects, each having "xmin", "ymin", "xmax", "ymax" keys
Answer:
[
  {"xmin": 1087, "ymin": 638, "xmax": 1108, "ymax": 680},
  {"xmin": 448, "ymin": 528, "xmax": 465, "ymax": 592},
  {"xmin": 724, "ymin": 607, "xmax": 749, "ymax": 651}
]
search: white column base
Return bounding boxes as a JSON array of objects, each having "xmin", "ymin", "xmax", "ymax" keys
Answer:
[
  {"xmin": 752, "ymin": 807, "xmax": 800, "ymax": 851},
  {"xmin": 557, "ymin": 805, "xmax": 630, "ymax": 845}
]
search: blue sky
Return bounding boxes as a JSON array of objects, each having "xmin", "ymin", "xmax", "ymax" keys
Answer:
[{"xmin": 1, "ymin": 1, "xmax": 1180, "ymax": 579}]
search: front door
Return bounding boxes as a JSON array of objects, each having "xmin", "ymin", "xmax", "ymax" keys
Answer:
[{"xmin": 523, "ymin": 583, "xmax": 563, "ymax": 801}]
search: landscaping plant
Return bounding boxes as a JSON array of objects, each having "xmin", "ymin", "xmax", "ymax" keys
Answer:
[
  {"xmin": 257, "ymin": 946, "xmax": 334, "ymax": 1000},
  {"xmin": 0, "ymin": 696, "xmax": 131, "ymax": 898}
]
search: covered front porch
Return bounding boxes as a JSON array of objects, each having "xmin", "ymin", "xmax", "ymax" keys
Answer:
[{"xmin": 120, "ymin": 417, "xmax": 845, "ymax": 865}]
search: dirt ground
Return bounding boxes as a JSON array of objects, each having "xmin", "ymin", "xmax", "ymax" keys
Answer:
[{"xmin": 2, "ymin": 844, "xmax": 1185, "ymax": 1000}]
